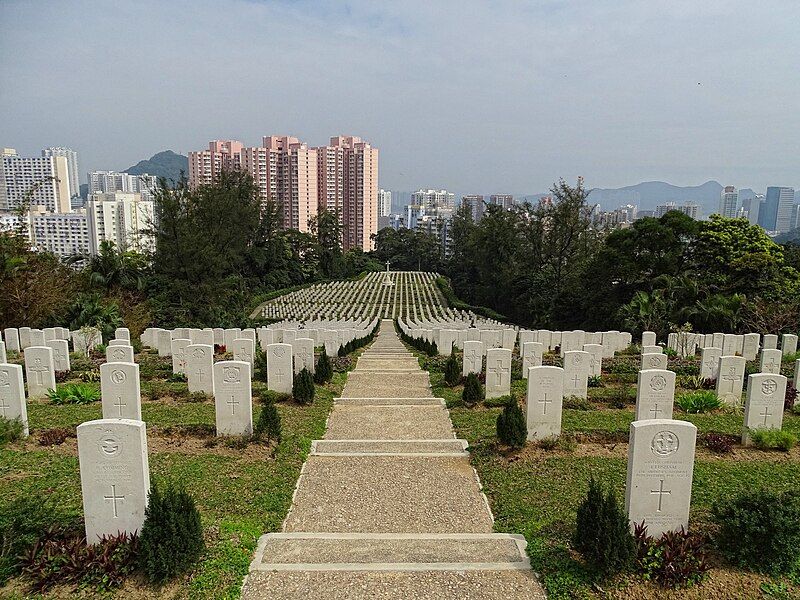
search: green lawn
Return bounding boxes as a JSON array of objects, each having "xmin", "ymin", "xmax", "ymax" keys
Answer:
[{"xmin": 0, "ymin": 358, "xmax": 345, "ymax": 599}]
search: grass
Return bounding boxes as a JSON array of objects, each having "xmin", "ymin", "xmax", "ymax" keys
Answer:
[
  {"xmin": 428, "ymin": 349, "xmax": 800, "ymax": 599},
  {"xmin": 0, "ymin": 362, "xmax": 345, "ymax": 599}
]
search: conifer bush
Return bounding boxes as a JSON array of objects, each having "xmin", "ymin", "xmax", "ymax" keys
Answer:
[
  {"xmin": 314, "ymin": 347, "xmax": 333, "ymax": 384},
  {"xmin": 573, "ymin": 477, "xmax": 635, "ymax": 575},
  {"xmin": 496, "ymin": 401, "xmax": 526, "ymax": 448},
  {"xmin": 292, "ymin": 368, "xmax": 315, "ymax": 404},
  {"xmin": 444, "ymin": 353, "xmax": 461, "ymax": 387},
  {"xmin": 462, "ymin": 372, "xmax": 484, "ymax": 407},
  {"xmin": 138, "ymin": 482, "xmax": 203, "ymax": 584},
  {"xmin": 254, "ymin": 400, "xmax": 281, "ymax": 443}
]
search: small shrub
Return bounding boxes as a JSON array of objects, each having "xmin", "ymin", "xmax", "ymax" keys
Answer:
[
  {"xmin": 314, "ymin": 347, "xmax": 333, "ymax": 384},
  {"xmin": 139, "ymin": 482, "xmax": 204, "ymax": 584},
  {"xmin": 47, "ymin": 383, "xmax": 100, "ymax": 405},
  {"xmin": 573, "ymin": 477, "xmax": 635, "ymax": 575},
  {"xmin": 0, "ymin": 417, "xmax": 24, "ymax": 446},
  {"xmin": 214, "ymin": 344, "xmax": 227, "ymax": 355},
  {"xmin": 254, "ymin": 346, "xmax": 268, "ymax": 382},
  {"xmin": 54, "ymin": 370, "xmax": 70, "ymax": 383},
  {"xmin": 701, "ymin": 377, "xmax": 717, "ymax": 390},
  {"xmin": 292, "ymin": 368, "xmax": 315, "ymax": 404},
  {"xmin": 634, "ymin": 523, "xmax": 710, "ymax": 588},
  {"xmin": 167, "ymin": 372, "xmax": 187, "ymax": 383},
  {"xmin": 331, "ymin": 356, "xmax": 352, "ymax": 372},
  {"xmin": 38, "ymin": 427, "xmax": 74, "ymax": 446},
  {"xmin": 713, "ymin": 489, "xmax": 800, "ymax": 574},
  {"xmin": 664, "ymin": 347, "xmax": 678, "ymax": 358},
  {"xmin": 444, "ymin": 353, "xmax": 461, "ymax": 387},
  {"xmin": 186, "ymin": 391, "xmax": 211, "ymax": 403},
  {"xmin": 254, "ymin": 401, "xmax": 281, "ymax": 443},
  {"xmin": 496, "ymin": 401, "xmax": 526, "ymax": 448},
  {"xmin": 749, "ymin": 428, "xmax": 796, "ymax": 451},
  {"xmin": 462, "ymin": 372, "xmax": 484, "ymax": 407},
  {"xmin": 564, "ymin": 395, "xmax": 593, "ymax": 411},
  {"xmin": 68, "ymin": 353, "xmax": 93, "ymax": 372},
  {"xmin": 80, "ymin": 370, "xmax": 101, "ymax": 383},
  {"xmin": 21, "ymin": 529, "xmax": 139, "ymax": 593},
  {"xmin": 678, "ymin": 375, "xmax": 706, "ymax": 390},
  {"xmin": 675, "ymin": 391, "xmax": 722, "ymax": 414},
  {"xmin": 784, "ymin": 386, "xmax": 798, "ymax": 411},
  {"xmin": 704, "ymin": 432, "xmax": 736, "ymax": 454},
  {"xmin": 587, "ymin": 375, "xmax": 603, "ymax": 388}
]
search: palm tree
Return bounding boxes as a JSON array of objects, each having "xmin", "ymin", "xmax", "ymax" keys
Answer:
[{"xmin": 70, "ymin": 241, "xmax": 146, "ymax": 291}]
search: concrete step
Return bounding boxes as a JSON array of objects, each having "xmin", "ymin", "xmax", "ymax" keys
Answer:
[
  {"xmin": 282, "ymin": 455, "xmax": 494, "ymax": 534},
  {"xmin": 249, "ymin": 532, "xmax": 530, "ymax": 570},
  {"xmin": 242, "ymin": 569, "xmax": 545, "ymax": 599},
  {"xmin": 335, "ymin": 397, "xmax": 444, "ymax": 406},
  {"xmin": 324, "ymin": 405, "xmax": 454, "ymax": 440},
  {"xmin": 312, "ymin": 439, "xmax": 468, "ymax": 456}
]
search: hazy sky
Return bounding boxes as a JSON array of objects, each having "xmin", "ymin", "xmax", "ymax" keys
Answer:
[{"xmin": 2, "ymin": 0, "xmax": 798, "ymax": 194}]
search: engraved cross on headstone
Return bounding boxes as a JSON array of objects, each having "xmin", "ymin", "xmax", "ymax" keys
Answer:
[
  {"xmin": 760, "ymin": 405, "xmax": 773, "ymax": 426},
  {"xmin": 29, "ymin": 359, "xmax": 48, "ymax": 385},
  {"xmin": 722, "ymin": 369, "xmax": 740, "ymax": 393},
  {"xmin": 649, "ymin": 403, "xmax": 662, "ymax": 419},
  {"xmin": 227, "ymin": 395, "xmax": 239, "ymax": 415},
  {"xmin": 539, "ymin": 392, "xmax": 552, "ymax": 415},
  {"xmin": 571, "ymin": 373, "xmax": 581, "ymax": 388},
  {"xmin": 0, "ymin": 398, "xmax": 9, "ymax": 417},
  {"xmin": 104, "ymin": 484, "xmax": 125, "ymax": 518},
  {"xmin": 114, "ymin": 396, "xmax": 126, "ymax": 416},
  {"xmin": 650, "ymin": 479, "xmax": 671, "ymax": 512},
  {"xmin": 487, "ymin": 360, "xmax": 503, "ymax": 386},
  {"xmin": 196, "ymin": 367, "xmax": 205, "ymax": 382}
]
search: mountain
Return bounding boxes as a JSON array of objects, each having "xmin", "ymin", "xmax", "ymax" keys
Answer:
[
  {"xmin": 124, "ymin": 150, "xmax": 188, "ymax": 182},
  {"xmin": 586, "ymin": 180, "xmax": 724, "ymax": 215}
]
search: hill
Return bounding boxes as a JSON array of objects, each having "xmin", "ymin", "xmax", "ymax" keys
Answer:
[
  {"xmin": 585, "ymin": 180, "xmax": 724, "ymax": 215},
  {"xmin": 124, "ymin": 150, "xmax": 188, "ymax": 182}
]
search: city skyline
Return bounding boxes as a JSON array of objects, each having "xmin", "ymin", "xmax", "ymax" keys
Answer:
[{"xmin": 2, "ymin": 1, "xmax": 799, "ymax": 195}]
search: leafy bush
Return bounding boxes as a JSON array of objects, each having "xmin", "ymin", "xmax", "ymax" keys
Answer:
[
  {"xmin": 54, "ymin": 370, "xmax": 70, "ymax": 383},
  {"xmin": 749, "ymin": 428, "xmax": 796, "ymax": 451},
  {"xmin": 496, "ymin": 401, "xmax": 526, "ymax": 448},
  {"xmin": 564, "ymin": 395, "xmax": 594, "ymax": 411},
  {"xmin": 587, "ymin": 375, "xmax": 603, "ymax": 388},
  {"xmin": 186, "ymin": 391, "xmax": 211, "ymax": 403},
  {"xmin": 462, "ymin": 372, "xmax": 484, "ymax": 407},
  {"xmin": 675, "ymin": 391, "xmax": 722, "ymax": 414},
  {"xmin": 444, "ymin": 353, "xmax": 461, "ymax": 387},
  {"xmin": 484, "ymin": 394, "xmax": 513, "ymax": 407},
  {"xmin": 0, "ymin": 417, "xmax": 24, "ymax": 446},
  {"xmin": 713, "ymin": 489, "xmax": 800, "ymax": 574},
  {"xmin": 21, "ymin": 529, "xmax": 139, "ymax": 593},
  {"xmin": 38, "ymin": 427, "xmax": 74, "ymax": 446},
  {"xmin": 785, "ymin": 386, "xmax": 798, "ymax": 411},
  {"xmin": 678, "ymin": 375, "xmax": 706, "ymax": 390},
  {"xmin": 314, "ymin": 347, "xmax": 333, "ymax": 384},
  {"xmin": 573, "ymin": 477, "xmax": 635, "ymax": 575},
  {"xmin": 0, "ymin": 497, "xmax": 77, "ymax": 583},
  {"xmin": 634, "ymin": 523, "xmax": 710, "ymax": 588},
  {"xmin": 139, "ymin": 482, "xmax": 204, "ymax": 584},
  {"xmin": 254, "ymin": 401, "xmax": 281, "ymax": 443},
  {"xmin": 254, "ymin": 346, "xmax": 268, "ymax": 382},
  {"xmin": 47, "ymin": 383, "xmax": 100, "ymax": 405},
  {"xmin": 167, "ymin": 372, "xmax": 187, "ymax": 383},
  {"xmin": 292, "ymin": 368, "xmax": 315, "ymax": 404},
  {"xmin": 704, "ymin": 432, "xmax": 736, "ymax": 454}
]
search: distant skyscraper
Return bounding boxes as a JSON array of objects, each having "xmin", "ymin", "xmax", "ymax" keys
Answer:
[
  {"xmin": 1, "ymin": 148, "xmax": 72, "ymax": 212},
  {"xmin": 792, "ymin": 204, "xmax": 800, "ymax": 231},
  {"xmin": 655, "ymin": 202, "xmax": 676, "ymax": 217},
  {"xmin": 87, "ymin": 171, "xmax": 158, "ymax": 202},
  {"xmin": 719, "ymin": 185, "xmax": 738, "ymax": 218},
  {"xmin": 28, "ymin": 206, "xmax": 89, "ymax": 258},
  {"xmin": 412, "ymin": 189, "xmax": 455, "ymax": 212},
  {"xmin": 188, "ymin": 140, "xmax": 244, "ymax": 188},
  {"xmin": 461, "ymin": 195, "xmax": 485, "ymax": 222},
  {"xmin": 42, "ymin": 147, "xmax": 79, "ymax": 200},
  {"xmin": 759, "ymin": 187, "xmax": 795, "ymax": 232},
  {"xmin": 87, "ymin": 192, "xmax": 155, "ymax": 254},
  {"xmin": 740, "ymin": 195, "xmax": 762, "ymax": 226},
  {"xmin": 489, "ymin": 194, "xmax": 514, "ymax": 210},
  {"xmin": 378, "ymin": 189, "xmax": 392, "ymax": 217},
  {"xmin": 406, "ymin": 204, "xmax": 423, "ymax": 230},
  {"xmin": 679, "ymin": 203, "xmax": 700, "ymax": 219}
]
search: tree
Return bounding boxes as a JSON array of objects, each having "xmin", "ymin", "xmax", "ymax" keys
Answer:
[
  {"xmin": 254, "ymin": 400, "xmax": 282, "ymax": 443},
  {"xmin": 72, "ymin": 241, "xmax": 147, "ymax": 292},
  {"xmin": 310, "ymin": 209, "xmax": 345, "ymax": 279}
]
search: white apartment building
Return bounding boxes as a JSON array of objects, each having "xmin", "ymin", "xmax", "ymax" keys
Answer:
[
  {"xmin": 87, "ymin": 192, "xmax": 155, "ymax": 254},
  {"xmin": 412, "ymin": 189, "xmax": 455, "ymax": 212},
  {"xmin": 1, "ymin": 148, "xmax": 72, "ymax": 213},
  {"xmin": 719, "ymin": 185, "xmax": 738, "ymax": 218},
  {"xmin": 88, "ymin": 170, "xmax": 158, "ymax": 202},
  {"xmin": 42, "ymin": 147, "xmax": 80, "ymax": 199},
  {"xmin": 378, "ymin": 189, "xmax": 392, "ymax": 217},
  {"xmin": 29, "ymin": 207, "xmax": 89, "ymax": 258}
]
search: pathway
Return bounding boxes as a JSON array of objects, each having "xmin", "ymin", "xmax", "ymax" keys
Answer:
[{"xmin": 241, "ymin": 320, "xmax": 545, "ymax": 599}]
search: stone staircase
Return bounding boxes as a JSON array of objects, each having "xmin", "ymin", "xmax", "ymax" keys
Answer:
[{"xmin": 241, "ymin": 319, "xmax": 545, "ymax": 599}]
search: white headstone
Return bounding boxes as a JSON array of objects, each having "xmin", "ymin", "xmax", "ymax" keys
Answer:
[
  {"xmin": 521, "ymin": 341, "xmax": 544, "ymax": 377},
  {"xmin": 107, "ymin": 345, "xmax": 135, "ymax": 363},
  {"xmin": 641, "ymin": 353, "xmax": 668, "ymax": 370},
  {"xmin": 525, "ymin": 365, "xmax": 564, "ymax": 440},
  {"xmin": 223, "ymin": 328, "xmax": 242, "ymax": 349},
  {"xmin": 46, "ymin": 339, "xmax": 70, "ymax": 372},
  {"xmin": 485, "ymin": 348, "xmax": 512, "ymax": 399},
  {"xmin": 642, "ymin": 331, "xmax": 657, "ymax": 347},
  {"xmin": 699, "ymin": 347, "xmax": 722, "ymax": 381},
  {"xmin": 230, "ymin": 338, "xmax": 255, "ymax": 368},
  {"xmin": 0, "ymin": 341, "xmax": 5, "ymax": 364},
  {"xmin": 171, "ymin": 338, "xmax": 191, "ymax": 374},
  {"xmin": 742, "ymin": 373, "xmax": 788, "ymax": 445},
  {"xmin": 763, "ymin": 334, "xmax": 778, "ymax": 350},
  {"xmin": 115, "ymin": 328, "xmax": 130, "ymax": 341},
  {"xmin": 267, "ymin": 343, "xmax": 293, "ymax": 394},
  {"xmin": 186, "ymin": 344, "xmax": 214, "ymax": 394},
  {"xmin": 782, "ymin": 334, "xmax": 798, "ymax": 357},
  {"xmin": 3, "ymin": 328, "xmax": 20, "ymax": 353},
  {"xmin": 742, "ymin": 333, "xmax": 760, "ymax": 361},
  {"xmin": 19, "ymin": 327, "xmax": 32, "ymax": 350},
  {"xmin": 293, "ymin": 338, "xmax": 315, "ymax": 374},
  {"xmin": 635, "ymin": 369, "xmax": 675, "ymax": 420},
  {"xmin": 583, "ymin": 344, "xmax": 603, "ymax": 377},
  {"xmin": 29, "ymin": 329, "xmax": 46, "ymax": 347},
  {"xmin": 760, "ymin": 349, "xmax": 782, "ymax": 374},
  {"xmin": 213, "ymin": 361, "xmax": 253, "ymax": 436},
  {"xmin": 462, "ymin": 340, "xmax": 484, "ymax": 376},
  {"xmin": 157, "ymin": 330, "xmax": 172, "ymax": 357},
  {"xmin": 24, "ymin": 346, "xmax": 55, "ymax": 398},
  {"xmin": 0, "ymin": 363, "xmax": 28, "ymax": 436},
  {"xmin": 77, "ymin": 419, "xmax": 150, "ymax": 543},
  {"xmin": 716, "ymin": 355, "xmax": 746, "ymax": 405},
  {"xmin": 625, "ymin": 419, "xmax": 697, "ymax": 537},
  {"xmin": 563, "ymin": 350, "xmax": 590, "ymax": 399},
  {"xmin": 101, "ymin": 362, "xmax": 141, "ymax": 420}
]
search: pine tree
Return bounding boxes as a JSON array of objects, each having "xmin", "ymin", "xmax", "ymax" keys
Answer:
[
  {"xmin": 444, "ymin": 353, "xmax": 461, "ymax": 387},
  {"xmin": 496, "ymin": 401, "xmax": 526, "ymax": 448},
  {"xmin": 462, "ymin": 372, "xmax": 484, "ymax": 406},
  {"xmin": 314, "ymin": 347, "xmax": 333, "ymax": 384},
  {"xmin": 254, "ymin": 400, "xmax": 281, "ymax": 443},
  {"xmin": 293, "ymin": 368, "xmax": 315, "ymax": 404}
]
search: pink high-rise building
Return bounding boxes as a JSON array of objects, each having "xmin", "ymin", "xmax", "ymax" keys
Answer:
[{"xmin": 187, "ymin": 134, "xmax": 378, "ymax": 248}]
